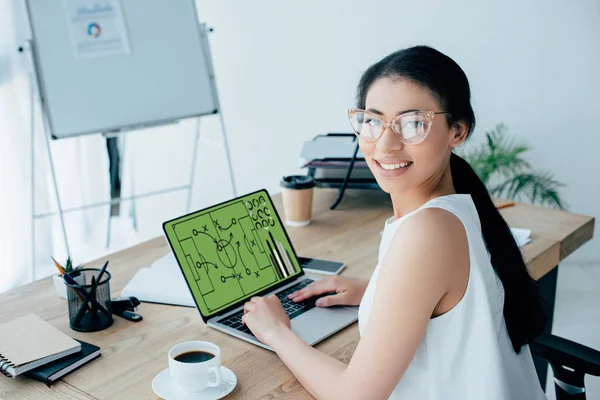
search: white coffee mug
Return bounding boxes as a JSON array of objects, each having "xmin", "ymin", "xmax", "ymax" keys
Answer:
[{"xmin": 168, "ymin": 341, "xmax": 222, "ymax": 392}]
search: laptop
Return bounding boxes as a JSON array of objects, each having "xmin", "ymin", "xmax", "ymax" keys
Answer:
[{"xmin": 162, "ymin": 188, "xmax": 358, "ymax": 351}]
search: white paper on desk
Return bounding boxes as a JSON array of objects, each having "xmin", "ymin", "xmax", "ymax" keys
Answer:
[
  {"xmin": 510, "ymin": 227, "xmax": 531, "ymax": 247},
  {"xmin": 121, "ymin": 253, "xmax": 195, "ymax": 307}
]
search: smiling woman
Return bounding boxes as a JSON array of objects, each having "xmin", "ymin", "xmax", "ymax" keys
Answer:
[{"xmin": 241, "ymin": 45, "xmax": 547, "ymax": 400}]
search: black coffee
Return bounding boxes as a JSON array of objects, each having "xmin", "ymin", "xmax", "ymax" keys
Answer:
[{"xmin": 174, "ymin": 350, "xmax": 215, "ymax": 363}]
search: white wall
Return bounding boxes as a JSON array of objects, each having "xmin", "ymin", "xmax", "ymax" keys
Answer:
[
  {"xmin": 4, "ymin": 0, "xmax": 599, "ymax": 288},
  {"xmin": 192, "ymin": 0, "xmax": 600, "ymax": 262}
]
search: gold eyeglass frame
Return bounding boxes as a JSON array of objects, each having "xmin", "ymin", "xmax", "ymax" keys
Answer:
[{"xmin": 347, "ymin": 108, "xmax": 450, "ymax": 145}]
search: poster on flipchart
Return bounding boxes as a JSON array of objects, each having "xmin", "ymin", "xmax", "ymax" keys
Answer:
[{"xmin": 62, "ymin": 0, "xmax": 131, "ymax": 58}]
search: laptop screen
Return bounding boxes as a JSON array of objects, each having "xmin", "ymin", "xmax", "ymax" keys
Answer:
[{"xmin": 163, "ymin": 189, "xmax": 303, "ymax": 318}]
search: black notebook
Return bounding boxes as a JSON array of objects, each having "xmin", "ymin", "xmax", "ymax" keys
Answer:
[{"xmin": 24, "ymin": 340, "xmax": 100, "ymax": 386}]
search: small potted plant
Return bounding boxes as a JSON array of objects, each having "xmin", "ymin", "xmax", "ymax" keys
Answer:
[{"xmin": 52, "ymin": 257, "xmax": 83, "ymax": 299}]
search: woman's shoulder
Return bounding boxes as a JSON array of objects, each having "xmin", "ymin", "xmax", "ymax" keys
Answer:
[
  {"xmin": 381, "ymin": 194, "xmax": 477, "ymax": 255},
  {"xmin": 399, "ymin": 205, "xmax": 468, "ymax": 241},
  {"xmin": 423, "ymin": 193, "xmax": 473, "ymax": 210},
  {"xmin": 385, "ymin": 194, "xmax": 473, "ymax": 226},
  {"xmin": 383, "ymin": 207, "xmax": 469, "ymax": 270},
  {"xmin": 396, "ymin": 194, "xmax": 475, "ymax": 230},
  {"xmin": 419, "ymin": 194, "xmax": 479, "ymax": 231},
  {"xmin": 379, "ymin": 206, "xmax": 470, "ymax": 300}
]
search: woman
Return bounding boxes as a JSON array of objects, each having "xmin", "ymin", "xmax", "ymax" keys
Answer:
[{"xmin": 242, "ymin": 45, "xmax": 547, "ymax": 399}]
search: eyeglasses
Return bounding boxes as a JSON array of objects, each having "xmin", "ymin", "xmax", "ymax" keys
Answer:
[{"xmin": 347, "ymin": 108, "xmax": 450, "ymax": 145}]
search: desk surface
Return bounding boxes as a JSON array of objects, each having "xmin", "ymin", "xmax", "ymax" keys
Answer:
[{"xmin": 0, "ymin": 189, "xmax": 594, "ymax": 400}]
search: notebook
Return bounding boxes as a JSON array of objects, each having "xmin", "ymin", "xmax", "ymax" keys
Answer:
[
  {"xmin": 0, "ymin": 314, "xmax": 81, "ymax": 378},
  {"xmin": 25, "ymin": 339, "xmax": 100, "ymax": 386},
  {"xmin": 121, "ymin": 253, "xmax": 195, "ymax": 307}
]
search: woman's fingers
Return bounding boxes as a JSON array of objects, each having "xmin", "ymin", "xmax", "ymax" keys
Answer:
[
  {"xmin": 289, "ymin": 279, "xmax": 337, "ymax": 302},
  {"xmin": 315, "ymin": 292, "xmax": 347, "ymax": 307},
  {"xmin": 288, "ymin": 283, "xmax": 320, "ymax": 302},
  {"xmin": 242, "ymin": 300, "xmax": 256, "ymax": 325},
  {"xmin": 244, "ymin": 301, "xmax": 255, "ymax": 314}
]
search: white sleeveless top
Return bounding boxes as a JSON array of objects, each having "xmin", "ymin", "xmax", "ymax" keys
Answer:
[{"xmin": 358, "ymin": 194, "xmax": 546, "ymax": 400}]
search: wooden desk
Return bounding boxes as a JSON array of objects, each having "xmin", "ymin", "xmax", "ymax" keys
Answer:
[{"xmin": 0, "ymin": 189, "xmax": 594, "ymax": 400}]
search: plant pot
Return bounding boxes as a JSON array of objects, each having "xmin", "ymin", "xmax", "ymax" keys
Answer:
[{"xmin": 53, "ymin": 274, "xmax": 68, "ymax": 299}]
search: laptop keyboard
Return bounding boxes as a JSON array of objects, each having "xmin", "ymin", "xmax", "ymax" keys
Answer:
[{"xmin": 217, "ymin": 279, "xmax": 333, "ymax": 336}]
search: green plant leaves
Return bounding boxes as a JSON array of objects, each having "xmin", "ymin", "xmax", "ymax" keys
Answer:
[
  {"xmin": 460, "ymin": 124, "xmax": 566, "ymax": 209},
  {"xmin": 490, "ymin": 172, "xmax": 565, "ymax": 209},
  {"xmin": 64, "ymin": 256, "xmax": 83, "ymax": 273}
]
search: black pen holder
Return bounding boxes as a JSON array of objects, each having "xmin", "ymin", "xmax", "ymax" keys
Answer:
[{"xmin": 65, "ymin": 268, "xmax": 113, "ymax": 332}]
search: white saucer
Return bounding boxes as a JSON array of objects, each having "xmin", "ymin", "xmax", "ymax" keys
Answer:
[{"xmin": 152, "ymin": 366, "xmax": 237, "ymax": 399}]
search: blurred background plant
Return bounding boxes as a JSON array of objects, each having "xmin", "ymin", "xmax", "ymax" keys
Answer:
[{"xmin": 460, "ymin": 123, "xmax": 566, "ymax": 209}]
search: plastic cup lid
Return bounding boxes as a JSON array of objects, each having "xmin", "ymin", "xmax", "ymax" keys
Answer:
[{"xmin": 280, "ymin": 175, "xmax": 316, "ymax": 190}]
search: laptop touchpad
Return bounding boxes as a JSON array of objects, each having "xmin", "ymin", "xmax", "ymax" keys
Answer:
[{"xmin": 291, "ymin": 306, "xmax": 358, "ymax": 345}]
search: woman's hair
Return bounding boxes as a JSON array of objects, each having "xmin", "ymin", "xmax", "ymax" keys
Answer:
[{"xmin": 356, "ymin": 45, "xmax": 546, "ymax": 353}]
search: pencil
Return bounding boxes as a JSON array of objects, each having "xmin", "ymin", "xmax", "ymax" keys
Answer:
[
  {"xmin": 497, "ymin": 201, "xmax": 516, "ymax": 210},
  {"xmin": 62, "ymin": 272, "xmax": 86, "ymax": 303},
  {"xmin": 51, "ymin": 256, "xmax": 66, "ymax": 276}
]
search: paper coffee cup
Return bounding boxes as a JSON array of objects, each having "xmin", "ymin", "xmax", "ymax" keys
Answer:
[{"xmin": 280, "ymin": 175, "xmax": 316, "ymax": 227}]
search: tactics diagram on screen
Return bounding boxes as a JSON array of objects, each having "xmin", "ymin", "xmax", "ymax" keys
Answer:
[{"xmin": 165, "ymin": 191, "xmax": 300, "ymax": 316}]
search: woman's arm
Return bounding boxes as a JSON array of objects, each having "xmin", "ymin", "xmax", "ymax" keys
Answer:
[{"xmin": 244, "ymin": 208, "xmax": 469, "ymax": 400}]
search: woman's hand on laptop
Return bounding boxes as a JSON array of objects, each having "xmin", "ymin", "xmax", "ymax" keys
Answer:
[
  {"xmin": 288, "ymin": 277, "xmax": 369, "ymax": 307},
  {"xmin": 242, "ymin": 295, "xmax": 291, "ymax": 345}
]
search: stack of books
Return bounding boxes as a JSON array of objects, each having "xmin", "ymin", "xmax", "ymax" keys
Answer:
[{"xmin": 0, "ymin": 314, "xmax": 100, "ymax": 386}]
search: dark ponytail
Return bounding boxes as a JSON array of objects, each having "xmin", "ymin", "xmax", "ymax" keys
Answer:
[
  {"xmin": 357, "ymin": 46, "xmax": 546, "ymax": 352},
  {"xmin": 450, "ymin": 153, "xmax": 546, "ymax": 351}
]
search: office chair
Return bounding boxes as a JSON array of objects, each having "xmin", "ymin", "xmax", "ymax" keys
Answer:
[{"xmin": 531, "ymin": 334, "xmax": 600, "ymax": 399}]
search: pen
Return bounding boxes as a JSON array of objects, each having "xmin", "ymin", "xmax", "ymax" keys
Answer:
[
  {"xmin": 90, "ymin": 276, "xmax": 97, "ymax": 315},
  {"xmin": 73, "ymin": 281, "xmax": 91, "ymax": 325},
  {"xmin": 72, "ymin": 276, "xmax": 102, "ymax": 326},
  {"xmin": 96, "ymin": 260, "xmax": 109, "ymax": 284}
]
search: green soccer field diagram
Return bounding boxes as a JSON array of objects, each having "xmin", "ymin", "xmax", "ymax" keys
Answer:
[{"xmin": 164, "ymin": 191, "xmax": 301, "ymax": 317}]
